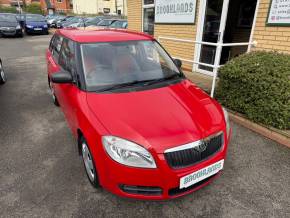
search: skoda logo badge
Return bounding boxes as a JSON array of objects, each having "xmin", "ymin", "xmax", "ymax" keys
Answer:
[{"xmin": 194, "ymin": 141, "xmax": 208, "ymax": 153}]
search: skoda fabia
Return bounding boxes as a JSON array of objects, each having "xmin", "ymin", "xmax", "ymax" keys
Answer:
[{"xmin": 46, "ymin": 29, "xmax": 231, "ymax": 199}]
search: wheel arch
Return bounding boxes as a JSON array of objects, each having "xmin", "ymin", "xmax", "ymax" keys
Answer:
[{"xmin": 77, "ymin": 128, "xmax": 84, "ymax": 156}]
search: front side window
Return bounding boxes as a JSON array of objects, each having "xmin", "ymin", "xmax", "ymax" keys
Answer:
[
  {"xmin": 59, "ymin": 39, "xmax": 75, "ymax": 73},
  {"xmin": 81, "ymin": 40, "xmax": 181, "ymax": 92}
]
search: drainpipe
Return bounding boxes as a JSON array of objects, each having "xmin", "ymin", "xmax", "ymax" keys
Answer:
[{"xmin": 17, "ymin": 0, "xmax": 22, "ymax": 14}]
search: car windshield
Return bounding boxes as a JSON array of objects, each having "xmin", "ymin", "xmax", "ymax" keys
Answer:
[
  {"xmin": 86, "ymin": 17, "xmax": 102, "ymax": 25},
  {"xmin": 110, "ymin": 21, "xmax": 127, "ymax": 28},
  {"xmin": 81, "ymin": 40, "xmax": 181, "ymax": 92},
  {"xmin": 26, "ymin": 15, "xmax": 45, "ymax": 22},
  {"xmin": 0, "ymin": 14, "xmax": 17, "ymax": 22},
  {"xmin": 98, "ymin": 19, "xmax": 114, "ymax": 26}
]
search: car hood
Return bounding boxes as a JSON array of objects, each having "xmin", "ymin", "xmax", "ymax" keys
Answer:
[
  {"xmin": 26, "ymin": 21, "xmax": 47, "ymax": 26},
  {"xmin": 86, "ymin": 80, "xmax": 225, "ymax": 153},
  {"xmin": 0, "ymin": 21, "xmax": 17, "ymax": 27}
]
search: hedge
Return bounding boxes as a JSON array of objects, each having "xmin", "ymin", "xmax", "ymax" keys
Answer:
[
  {"xmin": 0, "ymin": 6, "xmax": 17, "ymax": 13},
  {"xmin": 216, "ymin": 51, "xmax": 290, "ymax": 130},
  {"xmin": 24, "ymin": 3, "xmax": 42, "ymax": 14}
]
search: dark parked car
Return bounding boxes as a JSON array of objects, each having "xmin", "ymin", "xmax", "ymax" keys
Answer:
[
  {"xmin": 0, "ymin": 13, "xmax": 23, "ymax": 37},
  {"xmin": 47, "ymin": 15, "xmax": 63, "ymax": 28},
  {"xmin": 25, "ymin": 14, "xmax": 49, "ymax": 35},
  {"xmin": 0, "ymin": 58, "xmax": 6, "ymax": 84},
  {"xmin": 56, "ymin": 16, "xmax": 74, "ymax": 28},
  {"xmin": 84, "ymin": 16, "xmax": 104, "ymax": 27},
  {"xmin": 61, "ymin": 17, "xmax": 84, "ymax": 28}
]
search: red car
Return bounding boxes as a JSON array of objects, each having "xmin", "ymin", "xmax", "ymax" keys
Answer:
[{"xmin": 46, "ymin": 29, "xmax": 231, "ymax": 200}]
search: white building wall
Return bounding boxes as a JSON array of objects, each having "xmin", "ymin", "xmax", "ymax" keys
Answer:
[
  {"xmin": 73, "ymin": 0, "xmax": 121, "ymax": 15},
  {"xmin": 73, "ymin": 0, "xmax": 98, "ymax": 14}
]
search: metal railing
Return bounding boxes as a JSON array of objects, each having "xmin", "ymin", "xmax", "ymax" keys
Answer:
[{"xmin": 158, "ymin": 36, "xmax": 257, "ymax": 97}]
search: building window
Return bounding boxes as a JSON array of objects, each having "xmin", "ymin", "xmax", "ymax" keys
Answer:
[
  {"xmin": 143, "ymin": 0, "xmax": 155, "ymax": 35},
  {"xmin": 144, "ymin": 0, "xmax": 154, "ymax": 5},
  {"xmin": 103, "ymin": 8, "xmax": 110, "ymax": 14}
]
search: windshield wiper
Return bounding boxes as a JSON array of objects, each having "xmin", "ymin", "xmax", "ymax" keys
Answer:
[
  {"xmin": 96, "ymin": 80, "xmax": 148, "ymax": 92},
  {"xmin": 96, "ymin": 74, "xmax": 183, "ymax": 92},
  {"xmin": 142, "ymin": 74, "xmax": 183, "ymax": 86}
]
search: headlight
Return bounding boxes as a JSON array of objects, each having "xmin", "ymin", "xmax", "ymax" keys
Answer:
[
  {"xmin": 222, "ymin": 107, "xmax": 230, "ymax": 138},
  {"xmin": 102, "ymin": 136, "xmax": 157, "ymax": 168},
  {"xmin": 26, "ymin": 25, "xmax": 33, "ymax": 28},
  {"xmin": 16, "ymin": 24, "xmax": 21, "ymax": 29},
  {"xmin": 43, "ymin": 24, "xmax": 48, "ymax": 28}
]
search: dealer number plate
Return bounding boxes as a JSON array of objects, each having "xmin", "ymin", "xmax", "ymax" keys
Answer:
[{"xmin": 180, "ymin": 159, "xmax": 224, "ymax": 189}]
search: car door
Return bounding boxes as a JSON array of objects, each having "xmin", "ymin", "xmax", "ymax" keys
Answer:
[{"xmin": 55, "ymin": 38, "xmax": 80, "ymax": 134}]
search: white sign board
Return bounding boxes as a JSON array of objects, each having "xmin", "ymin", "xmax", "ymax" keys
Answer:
[
  {"xmin": 155, "ymin": 0, "xmax": 197, "ymax": 24},
  {"xmin": 267, "ymin": 0, "xmax": 290, "ymax": 25}
]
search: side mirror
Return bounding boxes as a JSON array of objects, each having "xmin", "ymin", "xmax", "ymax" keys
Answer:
[
  {"xmin": 51, "ymin": 70, "xmax": 73, "ymax": 84},
  {"xmin": 174, "ymin": 59, "xmax": 182, "ymax": 69}
]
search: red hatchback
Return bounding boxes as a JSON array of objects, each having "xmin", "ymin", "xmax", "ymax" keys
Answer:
[{"xmin": 46, "ymin": 29, "xmax": 231, "ymax": 200}]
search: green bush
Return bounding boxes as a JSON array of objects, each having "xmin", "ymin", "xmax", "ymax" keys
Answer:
[
  {"xmin": 216, "ymin": 51, "xmax": 290, "ymax": 130},
  {"xmin": 0, "ymin": 6, "xmax": 17, "ymax": 13},
  {"xmin": 24, "ymin": 2, "xmax": 42, "ymax": 14}
]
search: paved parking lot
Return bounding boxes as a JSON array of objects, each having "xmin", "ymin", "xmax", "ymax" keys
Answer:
[{"xmin": 0, "ymin": 35, "xmax": 289, "ymax": 218}]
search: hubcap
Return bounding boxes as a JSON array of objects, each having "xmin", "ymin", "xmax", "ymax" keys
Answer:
[
  {"xmin": 49, "ymin": 81, "xmax": 56, "ymax": 101},
  {"xmin": 0, "ymin": 63, "xmax": 5, "ymax": 82},
  {"xmin": 82, "ymin": 142, "xmax": 95, "ymax": 182}
]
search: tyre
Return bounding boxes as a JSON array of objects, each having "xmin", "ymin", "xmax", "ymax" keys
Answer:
[
  {"xmin": 48, "ymin": 78, "xmax": 59, "ymax": 106},
  {"xmin": 0, "ymin": 61, "xmax": 6, "ymax": 84},
  {"xmin": 80, "ymin": 136, "xmax": 100, "ymax": 188}
]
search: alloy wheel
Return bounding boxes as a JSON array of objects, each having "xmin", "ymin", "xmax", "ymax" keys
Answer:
[
  {"xmin": 0, "ymin": 62, "xmax": 6, "ymax": 83},
  {"xmin": 82, "ymin": 141, "xmax": 95, "ymax": 182},
  {"xmin": 49, "ymin": 80, "xmax": 56, "ymax": 101}
]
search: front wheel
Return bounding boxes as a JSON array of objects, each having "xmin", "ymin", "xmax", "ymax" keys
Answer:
[
  {"xmin": 48, "ymin": 78, "xmax": 59, "ymax": 106},
  {"xmin": 80, "ymin": 137, "xmax": 100, "ymax": 188},
  {"xmin": 0, "ymin": 61, "xmax": 6, "ymax": 84}
]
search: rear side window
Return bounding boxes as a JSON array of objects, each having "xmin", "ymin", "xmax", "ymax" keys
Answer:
[{"xmin": 59, "ymin": 38, "xmax": 76, "ymax": 73}]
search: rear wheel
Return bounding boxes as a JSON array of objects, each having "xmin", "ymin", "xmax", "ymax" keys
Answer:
[
  {"xmin": 80, "ymin": 136, "xmax": 100, "ymax": 188},
  {"xmin": 48, "ymin": 78, "xmax": 59, "ymax": 106},
  {"xmin": 0, "ymin": 61, "xmax": 6, "ymax": 84}
]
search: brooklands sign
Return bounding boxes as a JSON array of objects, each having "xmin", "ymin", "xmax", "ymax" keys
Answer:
[{"xmin": 155, "ymin": 0, "xmax": 197, "ymax": 24}]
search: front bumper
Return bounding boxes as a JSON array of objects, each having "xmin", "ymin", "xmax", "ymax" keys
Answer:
[
  {"xmin": 25, "ymin": 27, "xmax": 48, "ymax": 34},
  {"xmin": 97, "ymin": 134, "xmax": 230, "ymax": 200},
  {"xmin": 0, "ymin": 28, "xmax": 22, "ymax": 36}
]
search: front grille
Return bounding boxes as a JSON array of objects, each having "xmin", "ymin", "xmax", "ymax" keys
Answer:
[
  {"xmin": 168, "ymin": 174, "xmax": 217, "ymax": 196},
  {"xmin": 164, "ymin": 132, "xmax": 224, "ymax": 169}
]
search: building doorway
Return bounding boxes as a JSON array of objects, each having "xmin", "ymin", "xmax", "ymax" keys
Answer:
[
  {"xmin": 142, "ymin": 0, "xmax": 155, "ymax": 35},
  {"xmin": 195, "ymin": 0, "xmax": 258, "ymax": 75}
]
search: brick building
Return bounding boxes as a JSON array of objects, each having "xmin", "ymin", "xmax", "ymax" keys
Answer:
[
  {"xmin": 127, "ymin": 0, "xmax": 290, "ymax": 75},
  {"xmin": 40, "ymin": 0, "xmax": 72, "ymax": 14},
  {"xmin": 0, "ymin": 0, "xmax": 39, "ymax": 7}
]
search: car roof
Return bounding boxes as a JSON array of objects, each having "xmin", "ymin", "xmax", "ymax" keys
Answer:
[{"xmin": 56, "ymin": 29, "xmax": 154, "ymax": 43}]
